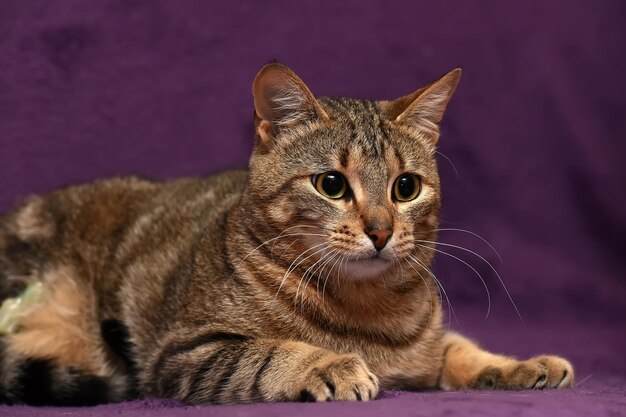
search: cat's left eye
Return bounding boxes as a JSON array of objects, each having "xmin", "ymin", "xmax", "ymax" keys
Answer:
[{"xmin": 393, "ymin": 173, "xmax": 421, "ymax": 202}]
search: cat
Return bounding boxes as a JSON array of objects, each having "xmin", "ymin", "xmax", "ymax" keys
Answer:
[{"xmin": 0, "ymin": 62, "xmax": 574, "ymax": 405}]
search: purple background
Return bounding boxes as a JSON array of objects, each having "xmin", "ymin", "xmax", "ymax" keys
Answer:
[{"xmin": 1, "ymin": 0, "xmax": 624, "ymax": 416}]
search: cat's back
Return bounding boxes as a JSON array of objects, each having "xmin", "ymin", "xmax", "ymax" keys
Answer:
[
  {"xmin": 2, "ymin": 170, "xmax": 247, "ymax": 241},
  {"xmin": 0, "ymin": 170, "xmax": 247, "ymax": 301}
]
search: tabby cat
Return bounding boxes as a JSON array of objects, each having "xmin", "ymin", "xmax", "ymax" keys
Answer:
[{"xmin": 0, "ymin": 63, "xmax": 573, "ymax": 405}]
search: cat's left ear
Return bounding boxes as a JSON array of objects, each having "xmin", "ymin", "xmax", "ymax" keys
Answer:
[
  {"xmin": 383, "ymin": 68, "xmax": 461, "ymax": 143},
  {"xmin": 253, "ymin": 63, "xmax": 329, "ymax": 146}
]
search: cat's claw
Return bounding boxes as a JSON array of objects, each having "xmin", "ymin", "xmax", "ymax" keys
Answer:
[
  {"xmin": 473, "ymin": 355, "xmax": 574, "ymax": 390},
  {"xmin": 297, "ymin": 354, "xmax": 379, "ymax": 402}
]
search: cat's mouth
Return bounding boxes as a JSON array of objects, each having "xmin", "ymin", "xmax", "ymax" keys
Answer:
[{"xmin": 341, "ymin": 254, "xmax": 392, "ymax": 280}]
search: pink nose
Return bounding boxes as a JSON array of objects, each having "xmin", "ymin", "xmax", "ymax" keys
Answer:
[{"xmin": 366, "ymin": 229, "xmax": 392, "ymax": 251}]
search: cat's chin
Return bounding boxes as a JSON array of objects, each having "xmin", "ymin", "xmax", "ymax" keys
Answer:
[{"xmin": 340, "ymin": 256, "xmax": 393, "ymax": 280}]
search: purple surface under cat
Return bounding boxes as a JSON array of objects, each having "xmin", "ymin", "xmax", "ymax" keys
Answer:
[
  {"xmin": 0, "ymin": 0, "xmax": 624, "ymax": 416},
  {"xmin": 3, "ymin": 316, "xmax": 625, "ymax": 416}
]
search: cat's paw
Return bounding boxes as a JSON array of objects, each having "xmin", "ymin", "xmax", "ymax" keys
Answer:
[
  {"xmin": 473, "ymin": 355, "xmax": 574, "ymax": 390},
  {"xmin": 297, "ymin": 354, "xmax": 379, "ymax": 402}
]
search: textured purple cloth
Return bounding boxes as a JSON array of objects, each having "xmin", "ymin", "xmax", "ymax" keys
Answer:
[{"xmin": 0, "ymin": 0, "xmax": 624, "ymax": 416}]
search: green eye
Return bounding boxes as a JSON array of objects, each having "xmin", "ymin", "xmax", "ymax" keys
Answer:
[
  {"xmin": 393, "ymin": 173, "xmax": 421, "ymax": 202},
  {"xmin": 314, "ymin": 171, "xmax": 347, "ymax": 199}
]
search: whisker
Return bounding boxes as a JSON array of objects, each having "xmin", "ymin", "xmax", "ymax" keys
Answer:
[
  {"xmin": 322, "ymin": 251, "xmax": 345, "ymax": 303},
  {"xmin": 435, "ymin": 150, "xmax": 459, "ymax": 179},
  {"xmin": 336, "ymin": 252, "xmax": 350, "ymax": 292},
  {"xmin": 435, "ymin": 228, "xmax": 503, "ymax": 263},
  {"xmin": 275, "ymin": 242, "xmax": 329, "ymax": 299},
  {"xmin": 315, "ymin": 250, "xmax": 340, "ymax": 294},
  {"xmin": 575, "ymin": 374, "xmax": 593, "ymax": 387},
  {"xmin": 296, "ymin": 249, "xmax": 333, "ymax": 311},
  {"xmin": 315, "ymin": 250, "xmax": 342, "ymax": 308},
  {"xmin": 276, "ymin": 235, "xmax": 303, "ymax": 260},
  {"xmin": 292, "ymin": 247, "xmax": 331, "ymax": 310},
  {"xmin": 391, "ymin": 255, "xmax": 405, "ymax": 286},
  {"xmin": 236, "ymin": 231, "xmax": 327, "ymax": 268},
  {"xmin": 416, "ymin": 239, "xmax": 524, "ymax": 324},
  {"xmin": 415, "ymin": 243, "xmax": 491, "ymax": 320},
  {"xmin": 300, "ymin": 248, "xmax": 338, "ymax": 306},
  {"xmin": 406, "ymin": 254, "xmax": 457, "ymax": 326},
  {"xmin": 328, "ymin": 246, "xmax": 357, "ymax": 296},
  {"xmin": 402, "ymin": 258, "xmax": 435, "ymax": 330},
  {"xmin": 270, "ymin": 224, "xmax": 323, "ymax": 255},
  {"xmin": 284, "ymin": 241, "xmax": 329, "ymax": 277}
]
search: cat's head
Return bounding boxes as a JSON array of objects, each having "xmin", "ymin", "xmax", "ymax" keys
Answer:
[{"xmin": 246, "ymin": 63, "xmax": 460, "ymax": 280}]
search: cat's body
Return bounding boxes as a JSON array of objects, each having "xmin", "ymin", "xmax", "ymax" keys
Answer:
[{"xmin": 0, "ymin": 64, "xmax": 573, "ymax": 405}]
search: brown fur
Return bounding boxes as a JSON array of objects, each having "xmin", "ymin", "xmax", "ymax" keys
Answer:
[
  {"xmin": 0, "ymin": 63, "xmax": 573, "ymax": 405},
  {"xmin": 8, "ymin": 266, "xmax": 112, "ymax": 376},
  {"xmin": 440, "ymin": 332, "xmax": 574, "ymax": 389}
]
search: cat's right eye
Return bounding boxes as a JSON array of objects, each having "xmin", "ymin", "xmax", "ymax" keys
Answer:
[{"xmin": 313, "ymin": 171, "xmax": 347, "ymax": 199}]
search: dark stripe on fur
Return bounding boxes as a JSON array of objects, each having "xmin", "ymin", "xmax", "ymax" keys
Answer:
[
  {"xmin": 378, "ymin": 116, "xmax": 390, "ymax": 141},
  {"xmin": 339, "ymin": 146, "xmax": 350, "ymax": 168},
  {"xmin": 101, "ymin": 319, "xmax": 139, "ymax": 397},
  {"xmin": 394, "ymin": 145, "xmax": 406, "ymax": 170},
  {"xmin": 0, "ymin": 278, "xmax": 27, "ymax": 301},
  {"xmin": 212, "ymin": 344, "xmax": 248, "ymax": 403},
  {"xmin": 251, "ymin": 346, "xmax": 276, "ymax": 401},
  {"xmin": 13, "ymin": 359, "xmax": 112, "ymax": 406},
  {"xmin": 154, "ymin": 332, "xmax": 248, "ymax": 400},
  {"xmin": 155, "ymin": 331, "xmax": 248, "ymax": 375},
  {"xmin": 183, "ymin": 344, "xmax": 241, "ymax": 402},
  {"xmin": 159, "ymin": 367, "xmax": 184, "ymax": 398}
]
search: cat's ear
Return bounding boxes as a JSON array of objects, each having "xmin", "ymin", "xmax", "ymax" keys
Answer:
[
  {"xmin": 384, "ymin": 68, "xmax": 461, "ymax": 142},
  {"xmin": 253, "ymin": 63, "xmax": 329, "ymax": 145}
]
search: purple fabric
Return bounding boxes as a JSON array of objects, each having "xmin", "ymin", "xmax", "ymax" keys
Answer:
[{"xmin": 0, "ymin": 0, "xmax": 624, "ymax": 416}]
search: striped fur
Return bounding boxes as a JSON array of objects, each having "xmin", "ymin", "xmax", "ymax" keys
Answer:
[{"xmin": 0, "ymin": 63, "xmax": 573, "ymax": 405}]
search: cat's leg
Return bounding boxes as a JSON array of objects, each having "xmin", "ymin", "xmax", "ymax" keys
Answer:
[
  {"xmin": 0, "ymin": 339, "xmax": 129, "ymax": 405},
  {"xmin": 439, "ymin": 331, "xmax": 574, "ymax": 390},
  {"xmin": 149, "ymin": 332, "xmax": 379, "ymax": 404},
  {"xmin": 0, "ymin": 266, "xmax": 132, "ymax": 404}
]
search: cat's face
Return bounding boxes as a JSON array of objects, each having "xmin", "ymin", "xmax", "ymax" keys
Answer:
[{"xmin": 247, "ymin": 64, "xmax": 460, "ymax": 280}]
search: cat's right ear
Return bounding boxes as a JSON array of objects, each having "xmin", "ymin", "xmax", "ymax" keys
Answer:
[{"xmin": 253, "ymin": 63, "xmax": 329, "ymax": 146}]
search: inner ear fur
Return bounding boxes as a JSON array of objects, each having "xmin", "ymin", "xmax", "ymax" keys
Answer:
[
  {"xmin": 252, "ymin": 63, "xmax": 328, "ymax": 144},
  {"xmin": 382, "ymin": 68, "xmax": 461, "ymax": 138}
]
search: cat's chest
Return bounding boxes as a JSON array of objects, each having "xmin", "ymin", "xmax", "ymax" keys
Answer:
[{"xmin": 231, "ymin": 293, "xmax": 444, "ymax": 384}]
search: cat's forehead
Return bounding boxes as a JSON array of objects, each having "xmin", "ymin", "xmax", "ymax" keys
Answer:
[
  {"xmin": 324, "ymin": 99, "xmax": 386, "ymax": 159},
  {"xmin": 319, "ymin": 97, "xmax": 381, "ymax": 117},
  {"xmin": 312, "ymin": 97, "xmax": 434, "ymax": 171},
  {"xmin": 273, "ymin": 96, "xmax": 436, "ymax": 183}
]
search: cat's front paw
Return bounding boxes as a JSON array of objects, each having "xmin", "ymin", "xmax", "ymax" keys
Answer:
[
  {"xmin": 297, "ymin": 354, "xmax": 379, "ymax": 402},
  {"xmin": 473, "ymin": 355, "xmax": 574, "ymax": 390}
]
